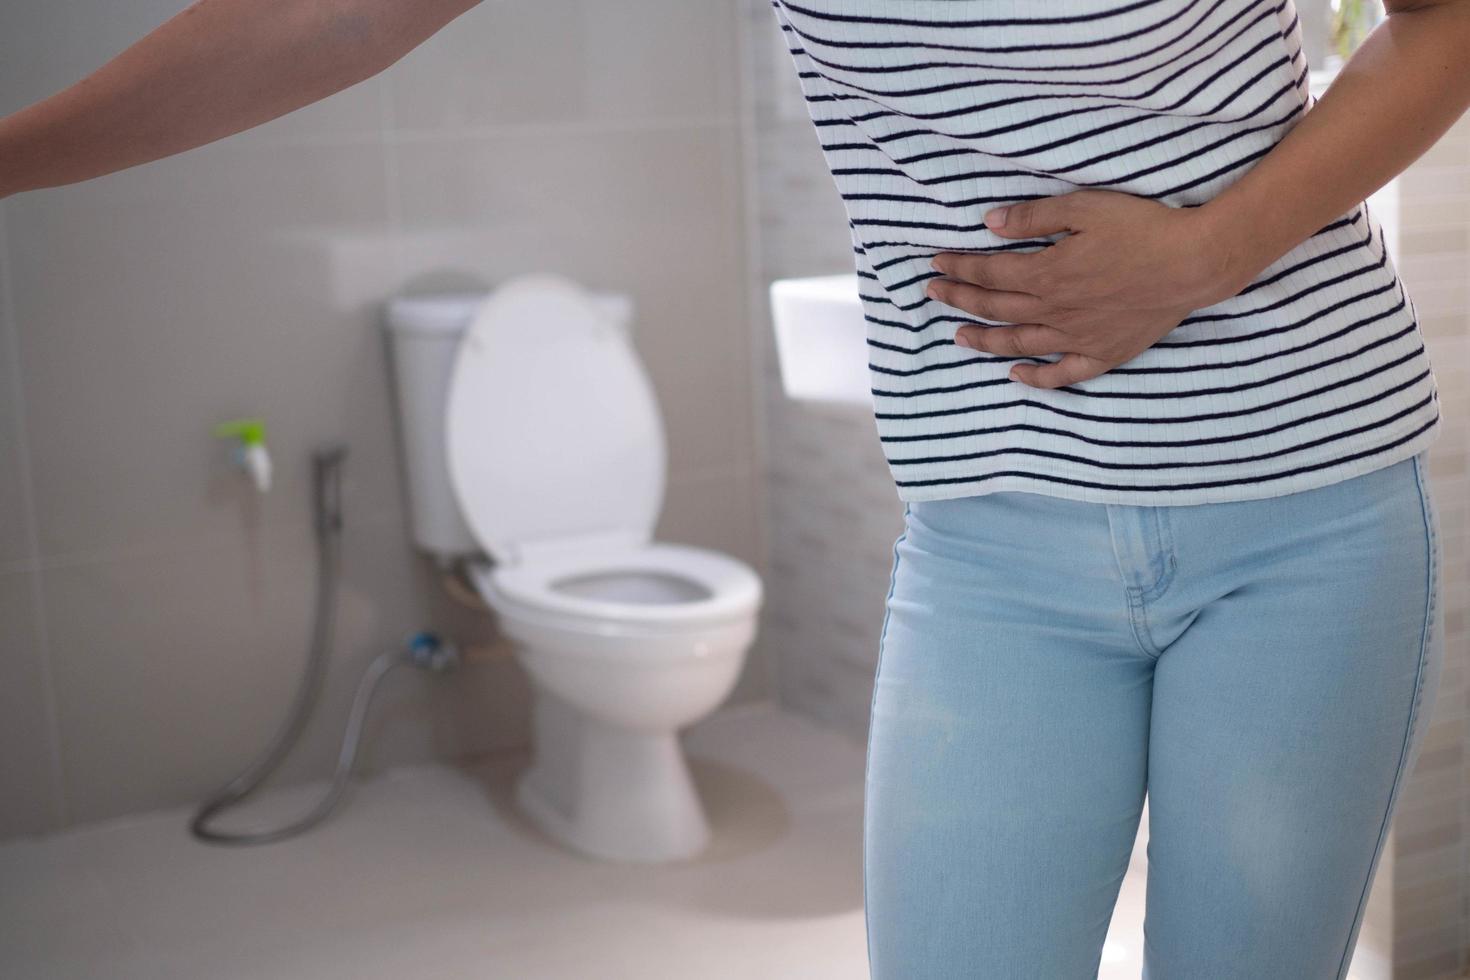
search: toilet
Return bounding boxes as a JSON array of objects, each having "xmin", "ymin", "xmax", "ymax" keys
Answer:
[{"xmin": 383, "ymin": 274, "xmax": 763, "ymax": 863}]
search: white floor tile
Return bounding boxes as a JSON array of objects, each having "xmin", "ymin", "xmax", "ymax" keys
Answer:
[{"xmin": 0, "ymin": 703, "xmax": 1152, "ymax": 979}]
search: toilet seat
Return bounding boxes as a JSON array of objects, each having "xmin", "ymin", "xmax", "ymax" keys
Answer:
[
  {"xmin": 444, "ymin": 273, "xmax": 666, "ymax": 567},
  {"xmin": 475, "ymin": 540, "xmax": 761, "ymax": 631},
  {"xmin": 445, "ymin": 274, "xmax": 762, "ymax": 636}
]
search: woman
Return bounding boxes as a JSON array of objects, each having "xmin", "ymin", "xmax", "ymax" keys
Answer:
[{"xmin": 2, "ymin": 1, "xmax": 1466, "ymax": 977}]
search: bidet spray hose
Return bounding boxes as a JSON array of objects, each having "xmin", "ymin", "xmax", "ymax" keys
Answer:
[{"xmin": 189, "ymin": 445, "xmax": 405, "ymax": 846}]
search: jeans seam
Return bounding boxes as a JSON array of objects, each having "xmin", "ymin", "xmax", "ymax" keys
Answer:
[
  {"xmin": 1137, "ymin": 552, "xmax": 1177, "ymax": 603},
  {"xmin": 1333, "ymin": 452, "xmax": 1437, "ymax": 980},
  {"xmin": 1126, "ymin": 588, "xmax": 1164, "ymax": 659},
  {"xmin": 865, "ymin": 503, "xmax": 910, "ymax": 979},
  {"xmin": 1141, "ymin": 507, "xmax": 1177, "ymax": 602}
]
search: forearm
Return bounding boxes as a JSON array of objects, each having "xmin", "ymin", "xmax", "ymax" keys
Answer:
[
  {"xmin": 0, "ymin": 0, "xmax": 479, "ymax": 199},
  {"xmin": 1200, "ymin": 0, "xmax": 1470, "ymax": 295}
]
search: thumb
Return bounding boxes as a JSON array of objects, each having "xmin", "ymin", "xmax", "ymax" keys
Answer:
[{"xmin": 985, "ymin": 192, "xmax": 1085, "ymax": 239}]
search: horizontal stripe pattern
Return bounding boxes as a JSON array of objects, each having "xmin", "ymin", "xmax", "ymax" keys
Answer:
[{"xmin": 770, "ymin": 0, "xmax": 1442, "ymax": 505}]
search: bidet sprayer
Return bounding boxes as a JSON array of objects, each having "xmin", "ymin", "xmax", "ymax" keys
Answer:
[{"xmin": 213, "ymin": 418, "xmax": 273, "ymax": 493}]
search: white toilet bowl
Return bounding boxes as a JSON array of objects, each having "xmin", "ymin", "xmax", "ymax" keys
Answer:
[
  {"xmin": 387, "ymin": 274, "xmax": 763, "ymax": 863},
  {"xmin": 468, "ymin": 540, "xmax": 759, "ymax": 861}
]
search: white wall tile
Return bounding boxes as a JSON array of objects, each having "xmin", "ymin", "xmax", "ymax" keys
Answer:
[
  {"xmin": 0, "ymin": 571, "xmax": 63, "ymax": 835},
  {"xmin": 383, "ymin": 0, "xmax": 740, "ymax": 133},
  {"xmin": 0, "ymin": 207, "xmax": 35, "ymax": 569},
  {"xmin": 8, "ymin": 138, "xmax": 397, "ymax": 561},
  {"xmin": 389, "ymin": 124, "xmax": 753, "ymax": 476}
]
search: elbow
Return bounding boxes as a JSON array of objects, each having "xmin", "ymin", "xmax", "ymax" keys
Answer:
[
  {"xmin": 302, "ymin": 0, "xmax": 481, "ymax": 81},
  {"xmin": 307, "ymin": 2, "xmax": 397, "ymax": 80},
  {"xmin": 272, "ymin": 1, "xmax": 391, "ymax": 84},
  {"xmin": 321, "ymin": 10, "xmax": 376, "ymax": 48}
]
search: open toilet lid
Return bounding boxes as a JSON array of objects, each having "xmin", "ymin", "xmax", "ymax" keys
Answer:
[{"xmin": 445, "ymin": 274, "xmax": 666, "ymax": 564}]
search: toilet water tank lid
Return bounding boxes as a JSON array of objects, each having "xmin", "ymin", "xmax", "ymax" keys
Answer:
[
  {"xmin": 444, "ymin": 273, "xmax": 666, "ymax": 564},
  {"xmin": 384, "ymin": 292, "xmax": 490, "ymax": 335}
]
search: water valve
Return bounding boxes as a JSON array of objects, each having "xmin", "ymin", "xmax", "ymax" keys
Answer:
[{"xmin": 214, "ymin": 417, "xmax": 273, "ymax": 493}]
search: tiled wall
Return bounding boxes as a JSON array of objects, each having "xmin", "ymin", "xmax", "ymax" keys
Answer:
[
  {"xmin": 739, "ymin": 1, "xmax": 1470, "ymax": 975},
  {"xmin": 0, "ymin": 0, "xmax": 768, "ymax": 837}
]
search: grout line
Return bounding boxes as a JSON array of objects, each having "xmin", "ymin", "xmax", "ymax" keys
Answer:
[
  {"xmin": 0, "ymin": 556, "xmax": 33, "ymax": 577},
  {"xmin": 223, "ymin": 113, "xmax": 741, "ymax": 153},
  {"xmin": 376, "ymin": 79, "xmax": 405, "ymax": 285},
  {"xmin": 23, "ymin": 505, "xmax": 408, "ymax": 573},
  {"xmin": 735, "ymin": 0, "xmax": 780, "ymax": 703},
  {"xmin": 0, "ymin": 203, "xmax": 71, "ymax": 827},
  {"xmin": 382, "ymin": 113, "xmax": 740, "ymax": 146}
]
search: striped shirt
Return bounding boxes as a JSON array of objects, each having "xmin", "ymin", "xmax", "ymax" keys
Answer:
[{"xmin": 770, "ymin": 0, "xmax": 1442, "ymax": 505}]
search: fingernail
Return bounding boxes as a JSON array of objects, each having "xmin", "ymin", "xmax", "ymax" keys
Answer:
[
  {"xmin": 985, "ymin": 206, "xmax": 1008, "ymax": 229},
  {"xmin": 926, "ymin": 283, "xmax": 940, "ymax": 300},
  {"xmin": 954, "ymin": 333, "xmax": 973, "ymax": 349},
  {"xmin": 930, "ymin": 255, "xmax": 946, "ymax": 272}
]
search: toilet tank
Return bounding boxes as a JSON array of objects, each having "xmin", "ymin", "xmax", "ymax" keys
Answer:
[
  {"xmin": 382, "ymin": 287, "xmax": 636, "ymax": 565},
  {"xmin": 383, "ymin": 293, "xmax": 487, "ymax": 563}
]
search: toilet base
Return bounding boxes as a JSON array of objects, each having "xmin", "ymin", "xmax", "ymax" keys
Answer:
[{"xmin": 515, "ymin": 686, "xmax": 711, "ymax": 863}]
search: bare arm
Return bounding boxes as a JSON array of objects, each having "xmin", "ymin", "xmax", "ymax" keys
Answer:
[
  {"xmin": 0, "ymin": 0, "xmax": 481, "ymax": 199},
  {"xmin": 1204, "ymin": 0, "xmax": 1470, "ymax": 291}
]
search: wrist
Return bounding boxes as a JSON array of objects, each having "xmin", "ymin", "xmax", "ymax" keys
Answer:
[{"xmin": 1190, "ymin": 195, "xmax": 1272, "ymax": 307}]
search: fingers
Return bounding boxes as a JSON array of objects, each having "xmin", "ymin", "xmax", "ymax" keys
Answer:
[
  {"xmin": 984, "ymin": 191, "xmax": 1089, "ymax": 239},
  {"xmin": 954, "ymin": 323, "xmax": 1069, "ymax": 359},
  {"xmin": 926, "ymin": 277, "xmax": 1050, "ymax": 325},
  {"xmin": 951, "ymin": 324, "xmax": 1107, "ymax": 390},
  {"xmin": 931, "ymin": 250, "xmax": 1052, "ymax": 295},
  {"xmin": 1009, "ymin": 353, "xmax": 1104, "ymax": 389}
]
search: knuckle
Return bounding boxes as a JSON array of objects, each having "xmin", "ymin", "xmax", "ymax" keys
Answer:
[
  {"xmin": 1073, "ymin": 358, "xmax": 1104, "ymax": 383},
  {"xmin": 1020, "ymin": 296, "xmax": 1051, "ymax": 324},
  {"xmin": 955, "ymin": 256, "xmax": 987, "ymax": 286},
  {"xmin": 1028, "ymin": 263, "xmax": 1056, "ymax": 295},
  {"xmin": 1041, "ymin": 263, "xmax": 1076, "ymax": 302},
  {"xmin": 1048, "ymin": 306, "xmax": 1079, "ymax": 330}
]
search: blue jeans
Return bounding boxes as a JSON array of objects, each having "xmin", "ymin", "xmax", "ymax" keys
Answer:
[{"xmin": 864, "ymin": 452, "xmax": 1443, "ymax": 980}]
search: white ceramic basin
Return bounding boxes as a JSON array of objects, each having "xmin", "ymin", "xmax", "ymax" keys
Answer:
[{"xmin": 768, "ymin": 274, "xmax": 872, "ymax": 407}]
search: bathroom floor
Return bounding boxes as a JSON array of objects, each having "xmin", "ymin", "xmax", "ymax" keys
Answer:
[{"xmin": 0, "ymin": 703, "xmax": 1149, "ymax": 979}]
